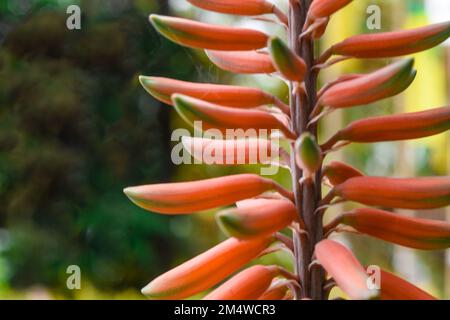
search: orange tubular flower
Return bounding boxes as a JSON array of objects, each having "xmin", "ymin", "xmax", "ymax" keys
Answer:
[
  {"xmin": 236, "ymin": 198, "xmax": 287, "ymax": 209},
  {"xmin": 172, "ymin": 94, "xmax": 296, "ymax": 140},
  {"xmin": 187, "ymin": 0, "xmax": 277, "ymax": 17},
  {"xmin": 216, "ymin": 199, "xmax": 297, "ymax": 239},
  {"xmin": 332, "ymin": 176, "xmax": 450, "ymax": 210},
  {"xmin": 322, "ymin": 106, "xmax": 450, "ymax": 149},
  {"xmin": 150, "ymin": 14, "xmax": 269, "ymax": 51},
  {"xmin": 317, "ymin": 74, "xmax": 363, "ymax": 98},
  {"xmin": 319, "ymin": 59, "xmax": 416, "ymax": 109},
  {"xmin": 378, "ymin": 269, "xmax": 436, "ymax": 300},
  {"xmin": 308, "ymin": 0, "xmax": 353, "ymax": 20},
  {"xmin": 304, "ymin": 0, "xmax": 351, "ymax": 37},
  {"xmin": 310, "ymin": 17, "xmax": 329, "ymax": 39},
  {"xmin": 206, "ymin": 50, "xmax": 276, "ymax": 74},
  {"xmin": 181, "ymin": 136, "xmax": 274, "ymax": 165},
  {"xmin": 315, "ymin": 239, "xmax": 379, "ymax": 300},
  {"xmin": 142, "ymin": 237, "xmax": 273, "ymax": 299},
  {"xmin": 203, "ymin": 265, "xmax": 280, "ymax": 300},
  {"xmin": 340, "ymin": 208, "xmax": 450, "ymax": 250},
  {"xmin": 139, "ymin": 76, "xmax": 289, "ymax": 112},
  {"xmin": 326, "ymin": 21, "xmax": 450, "ymax": 59},
  {"xmin": 322, "ymin": 161, "xmax": 364, "ymax": 186},
  {"xmin": 124, "ymin": 174, "xmax": 288, "ymax": 214}
]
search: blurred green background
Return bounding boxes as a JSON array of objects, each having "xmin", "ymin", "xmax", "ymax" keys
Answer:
[
  {"xmin": 0, "ymin": 0, "xmax": 449, "ymax": 299},
  {"xmin": 0, "ymin": 0, "xmax": 201, "ymax": 299}
]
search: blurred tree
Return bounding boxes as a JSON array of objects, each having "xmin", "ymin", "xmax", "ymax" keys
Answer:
[{"xmin": 0, "ymin": 0, "xmax": 197, "ymax": 296}]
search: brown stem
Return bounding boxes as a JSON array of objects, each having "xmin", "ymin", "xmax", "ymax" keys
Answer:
[
  {"xmin": 289, "ymin": 0, "xmax": 325, "ymax": 300},
  {"xmin": 288, "ymin": 1, "xmax": 308, "ymax": 298},
  {"xmin": 288, "ymin": 1, "xmax": 309, "ymax": 299}
]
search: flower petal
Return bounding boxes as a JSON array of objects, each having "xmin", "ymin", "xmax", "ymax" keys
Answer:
[
  {"xmin": 329, "ymin": 21, "xmax": 450, "ymax": 58},
  {"xmin": 139, "ymin": 76, "xmax": 282, "ymax": 108},
  {"xmin": 333, "ymin": 176, "xmax": 450, "ymax": 210},
  {"xmin": 206, "ymin": 50, "xmax": 276, "ymax": 74},
  {"xmin": 320, "ymin": 59, "xmax": 416, "ymax": 109},
  {"xmin": 322, "ymin": 161, "xmax": 364, "ymax": 186},
  {"xmin": 203, "ymin": 265, "xmax": 279, "ymax": 300},
  {"xmin": 315, "ymin": 239, "xmax": 378, "ymax": 300},
  {"xmin": 379, "ymin": 269, "xmax": 436, "ymax": 300},
  {"xmin": 325, "ymin": 105, "xmax": 450, "ymax": 146},
  {"xmin": 187, "ymin": 0, "xmax": 274, "ymax": 16},
  {"xmin": 142, "ymin": 237, "xmax": 273, "ymax": 299},
  {"xmin": 216, "ymin": 199, "xmax": 297, "ymax": 239},
  {"xmin": 308, "ymin": 0, "xmax": 353, "ymax": 20},
  {"xmin": 181, "ymin": 136, "xmax": 274, "ymax": 165},
  {"xmin": 172, "ymin": 94, "xmax": 296, "ymax": 139},
  {"xmin": 124, "ymin": 174, "xmax": 279, "ymax": 214},
  {"xmin": 341, "ymin": 208, "xmax": 450, "ymax": 250},
  {"xmin": 150, "ymin": 14, "xmax": 268, "ymax": 50}
]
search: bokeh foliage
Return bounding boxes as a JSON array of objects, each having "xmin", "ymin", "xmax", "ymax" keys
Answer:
[{"xmin": 0, "ymin": 0, "xmax": 198, "ymax": 297}]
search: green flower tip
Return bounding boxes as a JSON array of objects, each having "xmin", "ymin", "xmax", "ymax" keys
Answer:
[
  {"xmin": 141, "ymin": 281, "xmax": 157, "ymax": 297},
  {"xmin": 268, "ymin": 37, "xmax": 285, "ymax": 56},
  {"xmin": 269, "ymin": 36, "xmax": 283, "ymax": 47},
  {"xmin": 403, "ymin": 57, "xmax": 415, "ymax": 69},
  {"xmin": 171, "ymin": 94, "xmax": 191, "ymax": 110},
  {"xmin": 138, "ymin": 75, "xmax": 155, "ymax": 91},
  {"xmin": 216, "ymin": 210, "xmax": 244, "ymax": 238},
  {"xmin": 296, "ymin": 133, "xmax": 322, "ymax": 173},
  {"xmin": 123, "ymin": 186, "xmax": 133, "ymax": 198},
  {"xmin": 123, "ymin": 187, "xmax": 142, "ymax": 206},
  {"xmin": 149, "ymin": 14, "xmax": 164, "ymax": 29},
  {"xmin": 149, "ymin": 14, "xmax": 174, "ymax": 39},
  {"xmin": 394, "ymin": 57, "xmax": 414, "ymax": 75}
]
